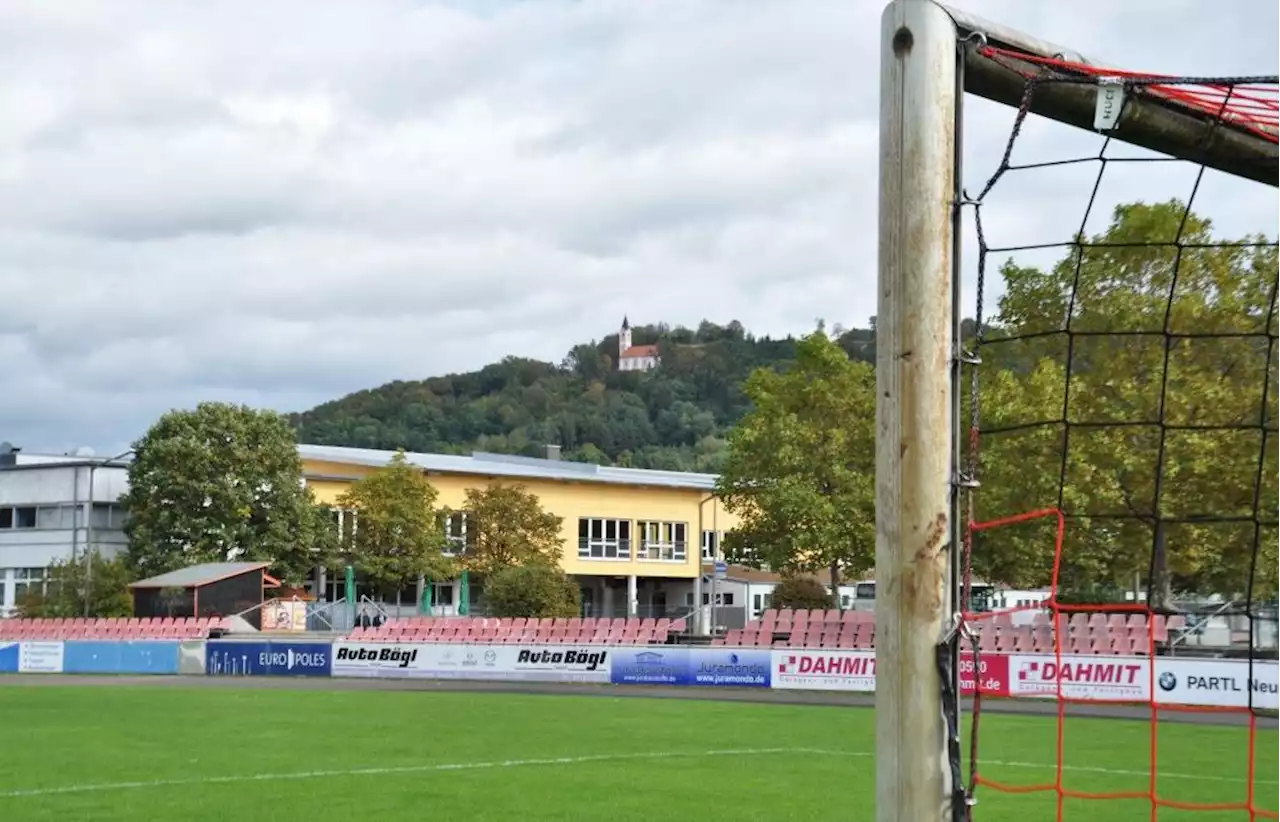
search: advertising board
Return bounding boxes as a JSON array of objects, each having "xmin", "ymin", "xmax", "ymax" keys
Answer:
[
  {"xmin": 959, "ymin": 652, "xmax": 1009, "ymax": 697},
  {"xmin": 206, "ymin": 641, "xmax": 331, "ymax": 677},
  {"xmin": 686, "ymin": 648, "xmax": 771, "ymax": 687},
  {"xmin": 330, "ymin": 643, "xmax": 428, "ymax": 678},
  {"xmin": 771, "ymin": 649, "xmax": 876, "ymax": 692},
  {"xmin": 0, "ymin": 641, "xmax": 17, "ymax": 674},
  {"xmin": 330, "ymin": 643, "xmax": 612, "ymax": 683},
  {"xmin": 62, "ymin": 641, "xmax": 181, "ymax": 675},
  {"xmin": 1007, "ymin": 654, "xmax": 1148, "ymax": 702},
  {"xmin": 768, "ymin": 650, "xmax": 1008, "ymax": 694},
  {"xmin": 611, "ymin": 647, "xmax": 691, "ymax": 685},
  {"xmin": 1154, "ymin": 657, "xmax": 1279, "ymax": 711},
  {"xmin": 18, "ymin": 641, "xmax": 64, "ymax": 673}
]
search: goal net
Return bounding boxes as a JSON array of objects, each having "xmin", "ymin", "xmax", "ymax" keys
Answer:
[{"xmin": 875, "ymin": 3, "xmax": 1277, "ymax": 822}]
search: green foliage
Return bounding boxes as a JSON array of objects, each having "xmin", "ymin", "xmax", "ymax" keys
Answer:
[
  {"xmin": 122, "ymin": 402, "xmax": 330, "ymax": 583},
  {"xmin": 975, "ymin": 201, "xmax": 1279, "ymax": 603},
  {"xmin": 716, "ymin": 329, "xmax": 876, "ymax": 587},
  {"xmin": 482, "ymin": 564, "xmax": 581, "ymax": 619},
  {"xmin": 768, "ymin": 575, "xmax": 835, "ymax": 611},
  {"xmin": 336, "ymin": 451, "xmax": 456, "ymax": 589},
  {"xmin": 290, "ymin": 320, "xmax": 877, "ymax": 473},
  {"xmin": 17, "ymin": 553, "xmax": 134, "ymax": 618},
  {"xmin": 453, "ymin": 483, "xmax": 565, "ymax": 577}
]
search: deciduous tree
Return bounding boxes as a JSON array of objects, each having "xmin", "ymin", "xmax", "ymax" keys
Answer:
[
  {"xmin": 716, "ymin": 329, "xmax": 877, "ymax": 594},
  {"xmin": 336, "ymin": 451, "xmax": 455, "ymax": 591},
  {"xmin": 122, "ymin": 402, "xmax": 331, "ymax": 583},
  {"xmin": 17, "ymin": 553, "xmax": 134, "ymax": 618},
  {"xmin": 768, "ymin": 575, "xmax": 835, "ymax": 611},
  {"xmin": 975, "ymin": 201, "xmax": 1278, "ymax": 604},
  {"xmin": 482, "ymin": 564, "xmax": 581, "ymax": 619},
  {"xmin": 453, "ymin": 483, "xmax": 564, "ymax": 577}
]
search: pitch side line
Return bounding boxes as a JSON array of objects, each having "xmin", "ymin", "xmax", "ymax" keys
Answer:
[
  {"xmin": 0, "ymin": 748, "xmax": 812, "ymax": 799},
  {"xmin": 0, "ymin": 747, "xmax": 1272, "ymax": 800}
]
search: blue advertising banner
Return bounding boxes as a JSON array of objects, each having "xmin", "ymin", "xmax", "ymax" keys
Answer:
[
  {"xmin": 686, "ymin": 647, "xmax": 772, "ymax": 688},
  {"xmin": 610, "ymin": 647, "xmax": 691, "ymax": 685},
  {"xmin": 610, "ymin": 646, "xmax": 771, "ymax": 688},
  {"xmin": 0, "ymin": 642, "xmax": 17, "ymax": 674},
  {"xmin": 63, "ymin": 641, "xmax": 180, "ymax": 675},
  {"xmin": 206, "ymin": 641, "xmax": 331, "ymax": 677}
]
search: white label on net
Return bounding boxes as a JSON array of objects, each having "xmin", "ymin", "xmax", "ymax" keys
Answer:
[{"xmin": 1094, "ymin": 77, "xmax": 1126, "ymax": 131}]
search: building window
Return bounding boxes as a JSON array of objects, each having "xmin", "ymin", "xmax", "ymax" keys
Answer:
[
  {"xmin": 0, "ymin": 504, "xmax": 125, "ymax": 531},
  {"xmin": 701, "ymin": 530, "xmax": 720, "ymax": 561},
  {"xmin": 35, "ymin": 505, "xmax": 77, "ymax": 530},
  {"xmin": 89, "ymin": 502, "xmax": 127, "ymax": 529},
  {"xmin": 855, "ymin": 582, "xmax": 876, "ymax": 600},
  {"xmin": 13, "ymin": 567, "xmax": 46, "ymax": 602},
  {"xmin": 702, "ymin": 592, "xmax": 734, "ymax": 606},
  {"xmin": 577, "ymin": 518, "xmax": 631, "ymax": 560},
  {"xmin": 444, "ymin": 512, "xmax": 469, "ymax": 556},
  {"xmin": 8, "ymin": 501, "xmax": 35, "ymax": 527},
  {"xmin": 752, "ymin": 592, "xmax": 771, "ymax": 615},
  {"xmin": 332, "ymin": 508, "xmax": 357, "ymax": 547},
  {"xmin": 637, "ymin": 521, "xmax": 686, "ymax": 561}
]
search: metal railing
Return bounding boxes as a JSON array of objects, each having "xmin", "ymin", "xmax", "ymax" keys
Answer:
[
  {"xmin": 576, "ymin": 538, "xmax": 632, "ymax": 560},
  {"xmin": 231, "ymin": 596, "xmax": 356, "ymax": 634}
]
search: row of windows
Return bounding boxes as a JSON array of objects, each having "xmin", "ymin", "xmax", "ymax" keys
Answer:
[
  {"xmin": 332, "ymin": 508, "xmax": 734, "ymax": 565},
  {"xmin": 577, "ymin": 518, "xmax": 691, "ymax": 561},
  {"xmin": 0, "ymin": 503, "xmax": 126, "ymax": 531},
  {"xmin": 329, "ymin": 509, "xmax": 471, "ymax": 557}
]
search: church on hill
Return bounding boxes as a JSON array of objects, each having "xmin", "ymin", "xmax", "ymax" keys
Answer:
[{"xmin": 617, "ymin": 316, "xmax": 660, "ymax": 372}]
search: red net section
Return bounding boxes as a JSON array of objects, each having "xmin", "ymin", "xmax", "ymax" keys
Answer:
[
  {"xmin": 954, "ymin": 47, "xmax": 1278, "ymax": 822},
  {"xmin": 962, "ymin": 511, "xmax": 1275, "ymax": 820},
  {"xmin": 979, "ymin": 46, "xmax": 1280, "ymax": 145}
]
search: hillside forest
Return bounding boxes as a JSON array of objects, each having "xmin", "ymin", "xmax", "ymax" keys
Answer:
[{"xmin": 290, "ymin": 320, "xmax": 877, "ymax": 474}]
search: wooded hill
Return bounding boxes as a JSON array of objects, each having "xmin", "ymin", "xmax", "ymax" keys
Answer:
[{"xmin": 289, "ymin": 319, "xmax": 876, "ymax": 473}]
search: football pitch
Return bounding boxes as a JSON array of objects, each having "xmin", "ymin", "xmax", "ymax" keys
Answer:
[{"xmin": 0, "ymin": 684, "xmax": 1273, "ymax": 821}]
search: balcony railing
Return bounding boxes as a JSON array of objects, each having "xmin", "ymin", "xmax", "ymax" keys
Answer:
[
  {"xmin": 577, "ymin": 538, "xmax": 632, "ymax": 560},
  {"xmin": 635, "ymin": 541, "xmax": 688, "ymax": 562}
]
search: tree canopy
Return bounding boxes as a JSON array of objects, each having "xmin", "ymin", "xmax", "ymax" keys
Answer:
[
  {"xmin": 768, "ymin": 575, "xmax": 836, "ymax": 611},
  {"xmin": 482, "ymin": 564, "xmax": 581, "ymax": 619},
  {"xmin": 290, "ymin": 319, "xmax": 877, "ymax": 473},
  {"xmin": 336, "ymin": 451, "xmax": 456, "ymax": 590},
  {"xmin": 122, "ymin": 402, "xmax": 332, "ymax": 583},
  {"xmin": 973, "ymin": 201, "xmax": 1278, "ymax": 603},
  {"xmin": 715, "ymin": 329, "xmax": 877, "ymax": 593},
  {"xmin": 17, "ymin": 553, "xmax": 134, "ymax": 619},
  {"xmin": 452, "ymin": 483, "xmax": 565, "ymax": 577}
]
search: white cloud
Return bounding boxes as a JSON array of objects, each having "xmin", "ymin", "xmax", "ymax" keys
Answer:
[{"xmin": 0, "ymin": 0, "xmax": 1274, "ymax": 453}]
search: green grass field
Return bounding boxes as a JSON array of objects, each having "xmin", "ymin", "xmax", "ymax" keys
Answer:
[{"xmin": 0, "ymin": 685, "xmax": 1273, "ymax": 821}]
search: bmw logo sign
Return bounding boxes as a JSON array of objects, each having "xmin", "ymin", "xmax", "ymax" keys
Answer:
[{"xmin": 1158, "ymin": 672, "xmax": 1177, "ymax": 692}]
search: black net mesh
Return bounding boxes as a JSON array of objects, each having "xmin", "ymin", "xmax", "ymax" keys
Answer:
[{"xmin": 951, "ymin": 45, "xmax": 1278, "ymax": 822}]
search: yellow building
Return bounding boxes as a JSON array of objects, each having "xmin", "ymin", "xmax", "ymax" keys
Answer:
[{"xmin": 298, "ymin": 443, "xmax": 739, "ymax": 623}]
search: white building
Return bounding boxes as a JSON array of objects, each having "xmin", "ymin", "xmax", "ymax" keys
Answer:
[
  {"xmin": 0, "ymin": 443, "xmax": 130, "ymax": 615},
  {"xmin": 617, "ymin": 316, "xmax": 660, "ymax": 372}
]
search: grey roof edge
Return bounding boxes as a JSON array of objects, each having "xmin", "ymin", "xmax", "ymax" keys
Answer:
[
  {"xmin": 127, "ymin": 561, "xmax": 271, "ymax": 589},
  {"xmin": 297, "ymin": 443, "xmax": 719, "ymax": 491}
]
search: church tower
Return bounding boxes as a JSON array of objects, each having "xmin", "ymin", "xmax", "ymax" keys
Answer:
[{"xmin": 619, "ymin": 316, "xmax": 632, "ymax": 358}]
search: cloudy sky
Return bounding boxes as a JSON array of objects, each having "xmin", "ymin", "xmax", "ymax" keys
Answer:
[{"xmin": 1, "ymin": 0, "xmax": 1276, "ymax": 454}]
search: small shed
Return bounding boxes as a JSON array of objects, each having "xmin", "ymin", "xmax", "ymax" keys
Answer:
[{"xmin": 128, "ymin": 562, "xmax": 279, "ymax": 628}]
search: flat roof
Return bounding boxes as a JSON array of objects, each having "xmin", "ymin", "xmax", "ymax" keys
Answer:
[
  {"xmin": 298, "ymin": 443, "xmax": 718, "ymax": 492},
  {"xmin": 128, "ymin": 562, "xmax": 271, "ymax": 590}
]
